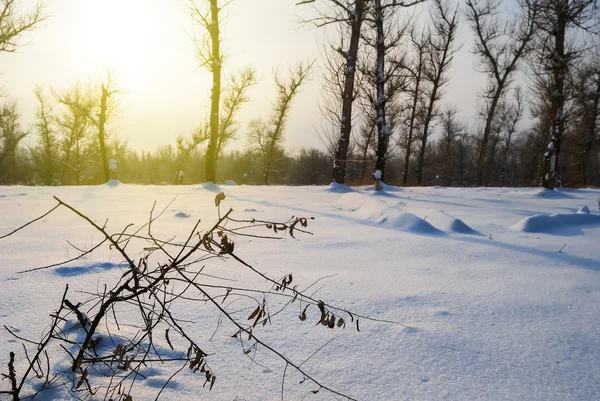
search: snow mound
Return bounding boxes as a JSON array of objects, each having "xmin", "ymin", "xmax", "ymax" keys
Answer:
[
  {"xmin": 511, "ymin": 212, "xmax": 600, "ymax": 234},
  {"xmin": 426, "ymin": 210, "xmax": 480, "ymax": 235},
  {"xmin": 337, "ymin": 193, "xmax": 442, "ymax": 235},
  {"xmin": 578, "ymin": 205, "xmax": 590, "ymax": 214},
  {"xmin": 105, "ymin": 179, "xmax": 120, "ymax": 187},
  {"xmin": 380, "ymin": 183, "xmax": 403, "ymax": 192},
  {"xmin": 385, "ymin": 212, "xmax": 443, "ymax": 234},
  {"xmin": 327, "ymin": 182, "xmax": 355, "ymax": 193},
  {"xmin": 224, "ymin": 180, "xmax": 237, "ymax": 186},
  {"xmin": 532, "ymin": 187, "xmax": 573, "ymax": 199},
  {"xmin": 198, "ymin": 182, "xmax": 221, "ymax": 192}
]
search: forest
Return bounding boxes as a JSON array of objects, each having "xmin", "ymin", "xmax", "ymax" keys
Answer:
[{"xmin": 0, "ymin": 0, "xmax": 598, "ymax": 188}]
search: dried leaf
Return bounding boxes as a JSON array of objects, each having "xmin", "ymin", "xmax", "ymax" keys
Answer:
[
  {"xmin": 214, "ymin": 192, "xmax": 226, "ymax": 207},
  {"xmin": 299, "ymin": 304, "xmax": 309, "ymax": 321},
  {"xmin": 248, "ymin": 306, "xmax": 261, "ymax": 320},
  {"xmin": 75, "ymin": 368, "xmax": 88, "ymax": 389},
  {"xmin": 165, "ymin": 328, "xmax": 174, "ymax": 350}
]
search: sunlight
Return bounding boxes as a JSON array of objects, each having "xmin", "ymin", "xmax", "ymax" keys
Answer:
[{"xmin": 76, "ymin": 0, "xmax": 161, "ymax": 89}]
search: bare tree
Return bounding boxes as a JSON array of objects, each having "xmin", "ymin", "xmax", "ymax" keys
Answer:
[
  {"xmin": 436, "ymin": 105, "xmax": 464, "ymax": 186},
  {"xmin": 363, "ymin": 0, "xmax": 420, "ymax": 189},
  {"xmin": 465, "ymin": 0, "xmax": 537, "ymax": 186},
  {"xmin": 497, "ymin": 87, "xmax": 525, "ymax": 186},
  {"xmin": 54, "ymin": 82, "xmax": 94, "ymax": 185},
  {"xmin": 30, "ymin": 88, "xmax": 58, "ymax": 185},
  {"xmin": 568, "ymin": 56, "xmax": 600, "ymax": 186},
  {"xmin": 300, "ymin": 0, "xmax": 368, "ymax": 184},
  {"xmin": 53, "ymin": 71, "xmax": 121, "ymax": 183},
  {"xmin": 415, "ymin": 0, "xmax": 460, "ymax": 186},
  {"xmin": 95, "ymin": 71, "xmax": 120, "ymax": 182},
  {"xmin": 531, "ymin": 0, "xmax": 598, "ymax": 188},
  {"xmin": 190, "ymin": 0, "xmax": 223, "ymax": 184},
  {"xmin": 174, "ymin": 123, "xmax": 209, "ymax": 183},
  {"xmin": 0, "ymin": 101, "xmax": 26, "ymax": 183},
  {"xmin": 216, "ymin": 67, "xmax": 258, "ymax": 159},
  {"xmin": 248, "ymin": 63, "xmax": 312, "ymax": 185},
  {"xmin": 401, "ymin": 28, "xmax": 429, "ymax": 186},
  {"xmin": 0, "ymin": 0, "xmax": 46, "ymax": 54}
]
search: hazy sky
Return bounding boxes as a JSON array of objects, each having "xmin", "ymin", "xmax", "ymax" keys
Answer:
[{"xmin": 2, "ymin": 0, "xmax": 485, "ymax": 154}]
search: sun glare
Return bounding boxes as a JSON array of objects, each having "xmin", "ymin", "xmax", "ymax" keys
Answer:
[{"xmin": 77, "ymin": 0, "xmax": 161, "ymax": 89}]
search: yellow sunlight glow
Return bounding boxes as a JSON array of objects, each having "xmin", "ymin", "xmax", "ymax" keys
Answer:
[{"xmin": 77, "ymin": 0, "xmax": 161, "ymax": 90}]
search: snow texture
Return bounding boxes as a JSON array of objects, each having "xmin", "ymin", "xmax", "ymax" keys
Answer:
[
  {"xmin": 578, "ymin": 205, "xmax": 590, "ymax": 214},
  {"xmin": 511, "ymin": 212, "xmax": 600, "ymax": 235},
  {"xmin": 1, "ymin": 184, "xmax": 600, "ymax": 401}
]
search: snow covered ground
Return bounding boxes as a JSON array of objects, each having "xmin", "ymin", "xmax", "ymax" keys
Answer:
[{"xmin": 1, "ymin": 183, "xmax": 599, "ymax": 400}]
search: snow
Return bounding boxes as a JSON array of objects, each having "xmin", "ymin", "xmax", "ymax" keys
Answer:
[
  {"xmin": 511, "ymin": 212, "xmax": 600, "ymax": 235},
  {"xmin": 105, "ymin": 178, "xmax": 120, "ymax": 187},
  {"xmin": 578, "ymin": 205, "xmax": 590, "ymax": 214},
  {"xmin": 374, "ymin": 169, "xmax": 382, "ymax": 180},
  {"xmin": 1, "ymin": 184, "xmax": 600, "ymax": 401}
]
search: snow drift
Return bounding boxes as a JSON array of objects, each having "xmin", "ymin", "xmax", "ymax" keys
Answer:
[
  {"xmin": 337, "ymin": 193, "xmax": 442, "ymax": 235},
  {"xmin": 425, "ymin": 210, "xmax": 480, "ymax": 235},
  {"xmin": 511, "ymin": 212, "xmax": 600, "ymax": 234}
]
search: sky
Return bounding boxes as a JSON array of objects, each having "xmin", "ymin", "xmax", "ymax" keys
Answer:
[{"xmin": 1, "ymin": 0, "xmax": 486, "ymax": 154}]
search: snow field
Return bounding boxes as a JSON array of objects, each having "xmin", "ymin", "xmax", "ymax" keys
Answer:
[{"xmin": 1, "ymin": 184, "xmax": 599, "ymax": 400}]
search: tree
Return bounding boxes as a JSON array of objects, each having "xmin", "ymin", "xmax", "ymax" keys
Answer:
[
  {"xmin": 566, "ymin": 56, "xmax": 600, "ymax": 186},
  {"xmin": 400, "ymin": 28, "xmax": 429, "ymax": 186},
  {"xmin": 0, "ymin": 101, "xmax": 26, "ymax": 184},
  {"xmin": 54, "ymin": 82, "xmax": 94, "ymax": 185},
  {"xmin": 216, "ymin": 67, "xmax": 258, "ymax": 159},
  {"xmin": 531, "ymin": 0, "xmax": 598, "ymax": 188},
  {"xmin": 365, "ymin": 0, "xmax": 424, "ymax": 189},
  {"xmin": 494, "ymin": 88, "xmax": 526, "ymax": 186},
  {"xmin": 53, "ymin": 71, "xmax": 121, "ymax": 183},
  {"xmin": 190, "ymin": 0, "xmax": 223, "ymax": 184},
  {"xmin": 95, "ymin": 72, "xmax": 120, "ymax": 182},
  {"xmin": 0, "ymin": 0, "xmax": 46, "ymax": 54},
  {"xmin": 356, "ymin": 1, "xmax": 412, "ymax": 188},
  {"xmin": 30, "ymin": 88, "xmax": 58, "ymax": 185},
  {"xmin": 300, "ymin": 0, "xmax": 368, "ymax": 184},
  {"xmin": 248, "ymin": 63, "xmax": 311, "ymax": 185},
  {"xmin": 436, "ymin": 106, "xmax": 464, "ymax": 186},
  {"xmin": 465, "ymin": 0, "xmax": 537, "ymax": 186},
  {"xmin": 415, "ymin": 0, "xmax": 460, "ymax": 186}
]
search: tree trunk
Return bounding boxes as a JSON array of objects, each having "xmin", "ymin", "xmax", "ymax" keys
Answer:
[
  {"xmin": 402, "ymin": 67, "xmax": 422, "ymax": 187},
  {"xmin": 581, "ymin": 71, "xmax": 600, "ymax": 186},
  {"xmin": 98, "ymin": 84, "xmax": 110, "ymax": 182},
  {"xmin": 541, "ymin": 0, "xmax": 567, "ymax": 189},
  {"xmin": 205, "ymin": 0, "xmax": 221, "ymax": 184},
  {"xmin": 332, "ymin": 0, "xmax": 365, "ymax": 184},
  {"xmin": 416, "ymin": 96, "xmax": 436, "ymax": 186},
  {"xmin": 476, "ymin": 92, "xmax": 501, "ymax": 186},
  {"xmin": 373, "ymin": 0, "xmax": 388, "ymax": 189}
]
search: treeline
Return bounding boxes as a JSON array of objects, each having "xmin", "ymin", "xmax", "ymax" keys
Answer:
[
  {"xmin": 305, "ymin": 0, "xmax": 600, "ymax": 189},
  {"xmin": 0, "ymin": 0, "xmax": 599, "ymax": 188},
  {"xmin": 3, "ymin": 113, "xmax": 598, "ymax": 187}
]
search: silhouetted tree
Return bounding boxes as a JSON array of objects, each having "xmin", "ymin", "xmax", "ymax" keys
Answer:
[
  {"xmin": 190, "ymin": 0, "xmax": 223, "ymax": 184},
  {"xmin": 0, "ymin": 0, "xmax": 46, "ymax": 54},
  {"xmin": 300, "ymin": 0, "xmax": 368, "ymax": 184},
  {"xmin": 30, "ymin": 88, "xmax": 58, "ymax": 185},
  {"xmin": 248, "ymin": 63, "xmax": 311, "ymax": 185},
  {"xmin": 530, "ymin": 0, "xmax": 598, "ymax": 188},
  {"xmin": 415, "ymin": 0, "xmax": 460, "ymax": 185}
]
